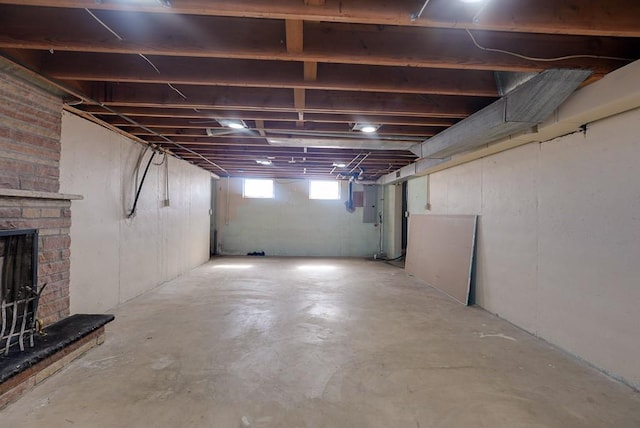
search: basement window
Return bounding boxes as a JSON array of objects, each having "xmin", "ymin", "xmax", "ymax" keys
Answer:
[
  {"xmin": 309, "ymin": 180, "xmax": 340, "ymax": 200},
  {"xmin": 243, "ymin": 178, "xmax": 274, "ymax": 198}
]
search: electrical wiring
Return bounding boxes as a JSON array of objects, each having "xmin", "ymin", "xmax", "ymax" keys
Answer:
[
  {"xmin": 138, "ymin": 54, "xmax": 161, "ymax": 74},
  {"xmin": 84, "ymin": 8, "xmax": 123, "ymax": 40},
  {"xmin": 152, "ymin": 151, "xmax": 167, "ymax": 166},
  {"xmin": 128, "ymin": 150, "xmax": 156, "ymax": 218},
  {"xmin": 85, "ymin": 10, "xmax": 189, "ymax": 102},
  {"xmin": 79, "ymin": 9, "xmax": 227, "ymax": 174},
  {"xmin": 465, "ymin": 28, "xmax": 634, "ymax": 63},
  {"xmin": 167, "ymin": 83, "xmax": 188, "ymax": 100}
]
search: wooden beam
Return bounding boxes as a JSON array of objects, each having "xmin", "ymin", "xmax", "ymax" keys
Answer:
[
  {"xmin": 304, "ymin": 61, "xmax": 318, "ymax": 81},
  {"xmin": 293, "ymin": 88, "xmax": 305, "ymax": 110},
  {"xmin": 79, "ymin": 105, "xmax": 460, "ymax": 126},
  {"xmin": 255, "ymin": 119, "xmax": 266, "ymax": 137},
  {"xmin": 42, "ymin": 53, "xmax": 499, "ymax": 96},
  {"xmin": 1, "ymin": 0, "xmax": 639, "ymax": 37},
  {"xmin": 169, "ymin": 152, "xmax": 417, "ymax": 161},
  {"xmin": 109, "ymin": 118, "xmax": 443, "ymax": 136},
  {"xmin": 88, "ymin": 82, "xmax": 493, "ymax": 117},
  {"xmin": 285, "ymin": 19, "xmax": 304, "ymax": 54},
  {"xmin": 0, "ymin": 7, "xmax": 631, "ymax": 74}
]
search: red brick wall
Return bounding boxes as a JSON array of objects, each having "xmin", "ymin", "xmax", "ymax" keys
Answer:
[
  {"xmin": 1, "ymin": 69, "xmax": 70, "ymax": 325},
  {"xmin": 0, "ymin": 70, "xmax": 62, "ymax": 193}
]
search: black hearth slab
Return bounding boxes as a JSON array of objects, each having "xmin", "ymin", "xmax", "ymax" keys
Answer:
[{"xmin": 0, "ymin": 314, "xmax": 114, "ymax": 383}]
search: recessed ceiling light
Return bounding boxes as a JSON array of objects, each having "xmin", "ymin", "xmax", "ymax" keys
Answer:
[
  {"xmin": 216, "ymin": 118, "xmax": 247, "ymax": 129},
  {"xmin": 256, "ymin": 159, "xmax": 272, "ymax": 166},
  {"xmin": 352, "ymin": 123, "xmax": 381, "ymax": 133},
  {"xmin": 333, "ymin": 162, "xmax": 347, "ymax": 168}
]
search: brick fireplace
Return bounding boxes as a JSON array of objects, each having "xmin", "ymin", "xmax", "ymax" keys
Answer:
[
  {"xmin": 0, "ymin": 61, "xmax": 113, "ymax": 408},
  {"xmin": 0, "ymin": 66, "xmax": 75, "ymax": 326}
]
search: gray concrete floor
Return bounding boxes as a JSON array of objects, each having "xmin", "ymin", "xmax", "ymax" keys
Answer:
[{"xmin": 2, "ymin": 257, "xmax": 639, "ymax": 427}]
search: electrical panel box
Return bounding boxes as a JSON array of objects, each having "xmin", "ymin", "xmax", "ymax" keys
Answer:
[{"xmin": 363, "ymin": 185, "xmax": 378, "ymax": 223}]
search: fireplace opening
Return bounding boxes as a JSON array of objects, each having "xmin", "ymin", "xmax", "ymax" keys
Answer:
[{"xmin": 0, "ymin": 229, "xmax": 42, "ymax": 355}]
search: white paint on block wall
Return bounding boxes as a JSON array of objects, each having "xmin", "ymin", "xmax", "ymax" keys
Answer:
[
  {"xmin": 216, "ymin": 178, "xmax": 379, "ymax": 257},
  {"xmin": 59, "ymin": 112, "xmax": 211, "ymax": 313},
  {"xmin": 383, "ymin": 184, "xmax": 402, "ymax": 259},
  {"xmin": 402, "ymin": 107, "xmax": 640, "ymax": 388},
  {"xmin": 406, "ymin": 175, "xmax": 429, "ymax": 215}
]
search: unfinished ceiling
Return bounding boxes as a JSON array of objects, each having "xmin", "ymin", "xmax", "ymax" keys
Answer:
[{"xmin": 0, "ymin": 0, "xmax": 638, "ymax": 180}]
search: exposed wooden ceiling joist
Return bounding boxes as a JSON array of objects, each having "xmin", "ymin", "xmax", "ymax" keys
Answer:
[
  {"xmin": 1, "ymin": 0, "xmax": 639, "ymax": 37},
  {"xmin": 0, "ymin": 7, "xmax": 634, "ymax": 74},
  {"xmin": 80, "ymin": 107, "xmax": 460, "ymax": 127},
  {"xmin": 0, "ymin": 1, "xmax": 636, "ymax": 180},
  {"xmin": 38, "ymin": 54, "xmax": 498, "ymax": 97},
  {"xmin": 86, "ymin": 83, "xmax": 494, "ymax": 117}
]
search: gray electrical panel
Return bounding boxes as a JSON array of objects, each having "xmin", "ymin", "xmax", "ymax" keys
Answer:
[{"xmin": 363, "ymin": 185, "xmax": 378, "ymax": 223}]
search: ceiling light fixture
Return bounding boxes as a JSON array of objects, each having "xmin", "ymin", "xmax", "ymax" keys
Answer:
[
  {"xmin": 332, "ymin": 162, "xmax": 347, "ymax": 168},
  {"xmin": 352, "ymin": 123, "xmax": 381, "ymax": 133},
  {"xmin": 256, "ymin": 159, "xmax": 272, "ymax": 166},
  {"xmin": 216, "ymin": 119, "xmax": 247, "ymax": 129}
]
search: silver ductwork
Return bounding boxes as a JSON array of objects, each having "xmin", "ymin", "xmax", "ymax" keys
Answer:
[{"xmin": 410, "ymin": 69, "xmax": 593, "ymax": 160}]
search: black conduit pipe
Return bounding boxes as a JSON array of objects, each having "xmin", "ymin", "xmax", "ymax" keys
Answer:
[{"xmin": 128, "ymin": 151, "xmax": 156, "ymax": 218}]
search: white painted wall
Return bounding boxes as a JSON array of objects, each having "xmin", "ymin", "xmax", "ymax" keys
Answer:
[
  {"xmin": 406, "ymin": 174, "xmax": 429, "ymax": 215},
  {"xmin": 402, "ymin": 107, "xmax": 640, "ymax": 388},
  {"xmin": 383, "ymin": 184, "xmax": 402, "ymax": 259},
  {"xmin": 59, "ymin": 112, "xmax": 211, "ymax": 313},
  {"xmin": 216, "ymin": 178, "xmax": 379, "ymax": 257}
]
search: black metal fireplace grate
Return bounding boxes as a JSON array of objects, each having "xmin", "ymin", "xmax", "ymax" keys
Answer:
[{"xmin": 0, "ymin": 229, "xmax": 43, "ymax": 356}]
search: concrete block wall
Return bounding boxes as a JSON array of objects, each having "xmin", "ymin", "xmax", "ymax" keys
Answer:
[{"xmin": 0, "ymin": 70, "xmax": 71, "ymax": 325}]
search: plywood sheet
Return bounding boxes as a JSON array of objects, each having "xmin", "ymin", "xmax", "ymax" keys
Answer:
[{"xmin": 405, "ymin": 214, "xmax": 477, "ymax": 305}]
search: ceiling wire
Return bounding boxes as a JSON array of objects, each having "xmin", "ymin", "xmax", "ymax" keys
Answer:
[
  {"xmin": 84, "ymin": 8, "xmax": 123, "ymax": 40},
  {"xmin": 97, "ymin": 102, "xmax": 229, "ymax": 173},
  {"xmin": 409, "ymin": 1, "xmax": 632, "ymax": 63},
  {"xmin": 410, "ymin": 0, "xmax": 431, "ymax": 21},
  {"xmin": 138, "ymin": 53, "xmax": 160, "ymax": 74},
  {"xmin": 167, "ymin": 83, "xmax": 188, "ymax": 99},
  {"xmin": 80, "ymin": 9, "xmax": 227, "ymax": 172},
  {"xmin": 465, "ymin": 28, "xmax": 635, "ymax": 63},
  {"xmin": 84, "ymin": 9, "xmax": 189, "ymax": 99}
]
